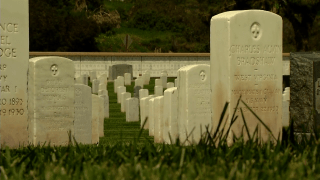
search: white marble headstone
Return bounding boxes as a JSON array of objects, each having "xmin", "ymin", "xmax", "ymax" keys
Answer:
[
  {"xmin": 211, "ymin": 10, "xmax": 283, "ymax": 143},
  {"xmin": 28, "ymin": 57, "xmax": 75, "ymax": 146},
  {"xmin": 178, "ymin": 64, "xmax": 211, "ymax": 145},
  {"xmin": 154, "ymin": 96, "xmax": 164, "ymax": 143},
  {"xmin": 0, "ymin": 0, "xmax": 29, "ymax": 148},
  {"xmin": 91, "ymin": 94, "xmax": 100, "ymax": 144},
  {"xmin": 74, "ymin": 84, "xmax": 92, "ymax": 144},
  {"xmin": 124, "ymin": 73, "xmax": 131, "ymax": 85},
  {"xmin": 126, "ymin": 98, "xmax": 139, "ymax": 122},
  {"xmin": 163, "ymin": 87, "xmax": 178, "ymax": 144},
  {"xmin": 154, "ymin": 86, "xmax": 163, "ymax": 96},
  {"xmin": 117, "ymin": 86, "xmax": 126, "ymax": 103},
  {"xmin": 121, "ymin": 92, "xmax": 131, "ymax": 112}
]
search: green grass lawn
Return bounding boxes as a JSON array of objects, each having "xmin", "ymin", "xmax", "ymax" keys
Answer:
[{"xmin": 1, "ymin": 77, "xmax": 320, "ymax": 179}]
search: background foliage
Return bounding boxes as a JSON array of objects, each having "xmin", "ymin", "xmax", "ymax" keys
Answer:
[{"xmin": 29, "ymin": 0, "xmax": 320, "ymax": 52}]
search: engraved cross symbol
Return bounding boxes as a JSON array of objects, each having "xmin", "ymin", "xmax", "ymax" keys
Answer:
[
  {"xmin": 251, "ymin": 23, "xmax": 260, "ymax": 39},
  {"xmin": 200, "ymin": 71, "xmax": 206, "ymax": 81},
  {"xmin": 51, "ymin": 65, "xmax": 58, "ymax": 76}
]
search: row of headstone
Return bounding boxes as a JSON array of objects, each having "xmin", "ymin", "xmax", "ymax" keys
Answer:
[
  {"xmin": 26, "ymin": 57, "xmax": 109, "ymax": 146},
  {"xmin": 138, "ymin": 11, "xmax": 289, "ymax": 145},
  {"xmin": 3, "ymin": 7, "xmax": 319, "ymax": 148},
  {"xmin": 140, "ymin": 64, "xmax": 211, "ymax": 144}
]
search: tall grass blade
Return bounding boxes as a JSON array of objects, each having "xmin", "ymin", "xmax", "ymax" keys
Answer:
[
  {"xmin": 240, "ymin": 107, "xmax": 251, "ymax": 141},
  {"xmin": 213, "ymin": 102, "xmax": 229, "ymax": 139},
  {"xmin": 241, "ymin": 99, "xmax": 276, "ymax": 141}
]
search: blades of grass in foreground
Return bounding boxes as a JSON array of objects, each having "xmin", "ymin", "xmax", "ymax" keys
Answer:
[
  {"xmin": 241, "ymin": 99, "xmax": 276, "ymax": 141},
  {"xmin": 136, "ymin": 117, "xmax": 148, "ymax": 142},
  {"xmin": 182, "ymin": 127, "xmax": 195, "ymax": 145},
  {"xmin": 222, "ymin": 96, "xmax": 241, "ymax": 141},
  {"xmin": 213, "ymin": 102, "xmax": 229, "ymax": 139},
  {"xmin": 240, "ymin": 107, "xmax": 251, "ymax": 141}
]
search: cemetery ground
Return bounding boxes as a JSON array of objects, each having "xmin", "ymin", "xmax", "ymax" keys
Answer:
[{"xmin": 1, "ymin": 78, "xmax": 320, "ymax": 179}]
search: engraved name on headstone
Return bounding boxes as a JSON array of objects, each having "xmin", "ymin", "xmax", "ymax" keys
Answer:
[
  {"xmin": 211, "ymin": 10, "xmax": 283, "ymax": 143},
  {"xmin": 0, "ymin": 0, "xmax": 29, "ymax": 148}
]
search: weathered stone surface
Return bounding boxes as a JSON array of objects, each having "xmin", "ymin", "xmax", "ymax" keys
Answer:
[
  {"xmin": 0, "ymin": 0, "xmax": 29, "ymax": 148},
  {"xmin": 100, "ymin": 94, "xmax": 109, "ymax": 118},
  {"xmin": 99, "ymin": 83, "xmax": 107, "ymax": 91},
  {"xmin": 134, "ymin": 86, "xmax": 142, "ymax": 99},
  {"xmin": 92, "ymin": 94, "xmax": 100, "ymax": 144},
  {"xmin": 98, "ymin": 89, "xmax": 108, "ymax": 96},
  {"xmin": 92, "ymin": 79, "xmax": 100, "ymax": 94},
  {"xmin": 89, "ymin": 71, "xmax": 97, "ymax": 82},
  {"xmin": 113, "ymin": 79, "xmax": 118, "ymax": 93},
  {"xmin": 154, "ymin": 86, "xmax": 163, "ymax": 96},
  {"xmin": 140, "ymin": 95, "xmax": 155, "ymax": 129},
  {"xmin": 98, "ymin": 96, "xmax": 104, "ymax": 137},
  {"xmin": 149, "ymin": 98, "xmax": 156, "ymax": 136},
  {"xmin": 160, "ymin": 73, "xmax": 167, "ymax": 88},
  {"xmin": 163, "ymin": 87, "xmax": 178, "ymax": 144},
  {"xmin": 98, "ymin": 74, "xmax": 108, "ymax": 85},
  {"xmin": 154, "ymin": 96, "xmax": 164, "ymax": 143},
  {"xmin": 282, "ymin": 87, "xmax": 290, "ymax": 128},
  {"xmin": 117, "ymin": 76, "xmax": 125, "ymax": 88},
  {"xmin": 82, "ymin": 74, "xmax": 89, "ymax": 86},
  {"xmin": 139, "ymin": 89, "xmax": 149, "ymax": 100},
  {"xmin": 117, "ymin": 86, "xmax": 126, "ymax": 103},
  {"xmin": 108, "ymin": 64, "xmax": 133, "ymax": 80},
  {"xmin": 124, "ymin": 73, "xmax": 131, "ymax": 85},
  {"xmin": 143, "ymin": 71, "xmax": 150, "ymax": 85},
  {"xmin": 121, "ymin": 92, "xmax": 131, "ymax": 112},
  {"xmin": 135, "ymin": 78, "xmax": 144, "ymax": 88},
  {"xmin": 166, "ymin": 82, "xmax": 174, "ymax": 89},
  {"xmin": 74, "ymin": 84, "xmax": 92, "ymax": 144},
  {"xmin": 290, "ymin": 52, "xmax": 320, "ymax": 133},
  {"xmin": 178, "ymin": 65, "xmax": 211, "ymax": 144},
  {"xmin": 126, "ymin": 98, "xmax": 139, "ymax": 122},
  {"xmin": 174, "ymin": 78, "xmax": 178, "ymax": 87},
  {"xmin": 28, "ymin": 57, "xmax": 75, "ymax": 146},
  {"xmin": 211, "ymin": 10, "xmax": 283, "ymax": 143},
  {"xmin": 155, "ymin": 79, "xmax": 162, "ymax": 86}
]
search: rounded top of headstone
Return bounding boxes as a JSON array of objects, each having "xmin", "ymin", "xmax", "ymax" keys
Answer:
[
  {"xmin": 211, "ymin": 10, "xmax": 280, "ymax": 20},
  {"xmin": 155, "ymin": 96, "xmax": 164, "ymax": 100},
  {"xmin": 29, "ymin": 56, "xmax": 73, "ymax": 63},
  {"xmin": 164, "ymin": 87, "xmax": 177, "ymax": 93}
]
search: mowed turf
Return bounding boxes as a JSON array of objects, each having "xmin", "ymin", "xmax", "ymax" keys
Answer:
[{"xmin": 99, "ymin": 77, "xmax": 175, "ymax": 144}]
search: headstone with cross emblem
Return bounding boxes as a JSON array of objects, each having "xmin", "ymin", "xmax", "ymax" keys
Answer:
[
  {"xmin": 28, "ymin": 57, "xmax": 75, "ymax": 146},
  {"xmin": 177, "ymin": 64, "xmax": 211, "ymax": 145},
  {"xmin": 290, "ymin": 52, "xmax": 320, "ymax": 133},
  {"xmin": 211, "ymin": 10, "xmax": 283, "ymax": 144},
  {"xmin": 0, "ymin": 0, "xmax": 29, "ymax": 148}
]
